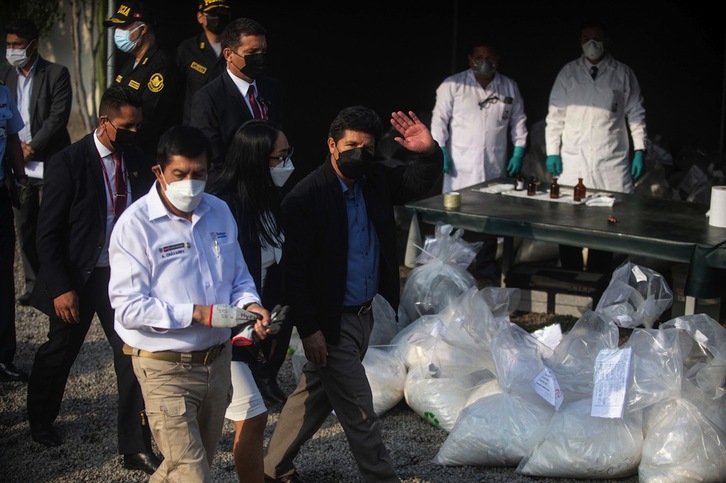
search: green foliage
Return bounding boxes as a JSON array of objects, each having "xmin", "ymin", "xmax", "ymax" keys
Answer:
[{"xmin": 0, "ymin": 0, "xmax": 64, "ymax": 38}]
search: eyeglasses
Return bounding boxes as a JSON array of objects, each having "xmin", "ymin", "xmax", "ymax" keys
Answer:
[
  {"xmin": 478, "ymin": 95, "xmax": 499, "ymax": 110},
  {"xmin": 270, "ymin": 146, "xmax": 294, "ymax": 166}
]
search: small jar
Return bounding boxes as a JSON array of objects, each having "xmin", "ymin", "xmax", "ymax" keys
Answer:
[
  {"xmin": 527, "ymin": 176, "xmax": 537, "ymax": 196},
  {"xmin": 514, "ymin": 173, "xmax": 525, "ymax": 191},
  {"xmin": 574, "ymin": 177, "xmax": 586, "ymax": 202},
  {"xmin": 550, "ymin": 178, "xmax": 560, "ymax": 199}
]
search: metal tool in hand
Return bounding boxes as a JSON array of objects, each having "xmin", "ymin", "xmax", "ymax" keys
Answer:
[{"xmin": 231, "ymin": 304, "xmax": 290, "ymax": 347}]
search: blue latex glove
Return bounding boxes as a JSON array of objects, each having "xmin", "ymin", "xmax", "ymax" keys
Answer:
[
  {"xmin": 441, "ymin": 146, "xmax": 451, "ymax": 174},
  {"xmin": 506, "ymin": 146, "xmax": 526, "ymax": 177},
  {"xmin": 631, "ymin": 150, "xmax": 644, "ymax": 180},
  {"xmin": 545, "ymin": 154, "xmax": 562, "ymax": 177}
]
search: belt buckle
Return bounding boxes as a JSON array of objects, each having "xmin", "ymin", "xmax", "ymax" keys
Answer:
[{"xmin": 357, "ymin": 304, "xmax": 371, "ymax": 316}]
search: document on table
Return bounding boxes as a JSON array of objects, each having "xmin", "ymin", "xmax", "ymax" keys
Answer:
[
  {"xmin": 591, "ymin": 347, "xmax": 632, "ymax": 418},
  {"xmin": 25, "ymin": 161, "xmax": 44, "ymax": 179}
]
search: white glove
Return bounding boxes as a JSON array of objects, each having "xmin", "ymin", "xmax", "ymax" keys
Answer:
[{"xmin": 208, "ymin": 304, "xmax": 261, "ymax": 328}]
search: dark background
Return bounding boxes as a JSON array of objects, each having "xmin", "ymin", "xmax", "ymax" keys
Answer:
[{"xmin": 145, "ymin": 0, "xmax": 724, "ymax": 179}]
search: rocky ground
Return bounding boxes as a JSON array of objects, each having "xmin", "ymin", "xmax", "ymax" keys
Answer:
[{"xmin": 0, "ymin": 234, "xmax": 638, "ymax": 483}]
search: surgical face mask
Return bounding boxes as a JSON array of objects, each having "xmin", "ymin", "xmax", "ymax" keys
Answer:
[
  {"xmin": 114, "ymin": 24, "xmax": 143, "ymax": 53},
  {"xmin": 270, "ymin": 159, "xmax": 295, "ymax": 187},
  {"xmin": 5, "ymin": 40, "xmax": 34, "ymax": 67},
  {"xmin": 107, "ymin": 119, "xmax": 138, "ymax": 152},
  {"xmin": 582, "ymin": 39, "xmax": 604, "ymax": 61},
  {"xmin": 160, "ymin": 171, "xmax": 206, "ymax": 212},
  {"xmin": 336, "ymin": 147, "xmax": 374, "ymax": 180},
  {"xmin": 205, "ymin": 13, "xmax": 230, "ymax": 35},
  {"xmin": 240, "ymin": 52, "xmax": 266, "ymax": 79},
  {"xmin": 473, "ymin": 59, "xmax": 495, "ymax": 79}
]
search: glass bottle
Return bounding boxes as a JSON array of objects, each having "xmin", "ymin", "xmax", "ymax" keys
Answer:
[
  {"xmin": 550, "ymin": 178, "xmax": 560, "ymax": 199},
  {"xmin": 527, "ymin": 176, "xmax": 537, "ymax": 196},
  {"xmin": 514, "ymin": 172, "xmax": 525, "ymax": 191},
  {"xmin": 574, "ymin": 177, "xmax": 586, "ymax": 202}
]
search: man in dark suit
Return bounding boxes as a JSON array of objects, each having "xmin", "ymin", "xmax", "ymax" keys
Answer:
[
  {"xmin": 190, "ymin": 17, "xmax": 283, "ymax": 170},
  {"xmin": 1, "ymin": 18, "xmax": 72, "ymax": 306},
  {"xmin": 26, "ymin": 85, "xmax": 161, "ymax": 475}
]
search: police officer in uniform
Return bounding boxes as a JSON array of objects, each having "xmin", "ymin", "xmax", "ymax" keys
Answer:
[
  {"xmin": 104, "ymin": 1, "xmax": 180, "ymax": 159},
  {"xmin": 176, "ymin": 0, "xmax": 232, "ymax": 125}
]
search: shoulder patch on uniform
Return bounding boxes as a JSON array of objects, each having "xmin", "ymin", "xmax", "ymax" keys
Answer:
[
  {"xmin": 148, "ymin": 73, "xmax": 164, "ymax": 93},
  {"xmin": 128, "ymin": 79, "xmax": 141, "ymax": 90},
  {"xmin": 190, "ymin": 62, "xmax": 207, "ymax": 75},
  {"xmin": 115, "ymin": 74, "xmax": 123, "ymax": 83}
]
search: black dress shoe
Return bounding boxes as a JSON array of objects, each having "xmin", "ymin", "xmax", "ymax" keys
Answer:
[
  {"xmin": 30, "ymin": 422, "xmax": 63, "ymax": 447},
  {"xmin": 16, "ymin": 292, "xmax": 31, "ymax": 306},
  {"xmin": 256, "ymin": 377, "xmax": 287, "ymax": 405},
  {"xmin": 123, "ymin": 452, "xmax": 162, "ymax": 475},
  {"xmin": 0, "ymin": 362, "xmax": 28, "ymax": 382}
]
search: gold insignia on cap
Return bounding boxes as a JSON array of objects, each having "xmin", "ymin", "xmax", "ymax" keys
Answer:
[{"xmin": 148, "ymin": 73, "xmax": 164, "ymax": 93}]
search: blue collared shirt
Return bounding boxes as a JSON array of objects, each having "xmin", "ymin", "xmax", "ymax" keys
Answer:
[{"xmin": 339, "ymin": 176, "xmax": 379, "ymax": 306}]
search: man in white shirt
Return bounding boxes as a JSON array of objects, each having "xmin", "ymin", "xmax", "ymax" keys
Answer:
[{"xmin": 108, "ymin": 124, "xmax": 272, "ymax": 482}]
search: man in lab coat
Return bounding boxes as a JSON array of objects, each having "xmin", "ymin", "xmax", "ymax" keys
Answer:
[
  {"xmin": 431, "ymin": 39, "xmax": 528, "ymax": 283},
  {"xmin": 545, "ymin": 19, "xmax": 647, "ymax": 272}
]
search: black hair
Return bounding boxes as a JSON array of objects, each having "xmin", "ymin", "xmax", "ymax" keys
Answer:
[
  {"xmin": 579, "ymin": 18, "xmax": 609, "ymax": 38},
  {"xmin": 221, "ymin": 17, "xmax": 266, "ymax": 51},
  {"xmin": 207, "ymin": 120, "xmax": 284, "ymax": 249},
  {"xmin": 4, "ymin": 18, "xmax": 39, "ymax": 41},
  {"xmin": 328, "ymin": 106, "xmax": 384, "ymax": 144},
  {"xmin": 156, "ymin": 125, "xmax": 211, "ymax": 169},
  {"xmin": 99, "ymin": 84, "xmax": 143, "ymax": 118}
]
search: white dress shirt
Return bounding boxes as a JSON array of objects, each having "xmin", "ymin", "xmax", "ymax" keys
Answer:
[
  {"xmin": 15, "ymin": 56, "xmax": 37, "ymax": 144},
  {"xmin": 108, "ymin": 181, "xmax": 261, "ymax": 352}
]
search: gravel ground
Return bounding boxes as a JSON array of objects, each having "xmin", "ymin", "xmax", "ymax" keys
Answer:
[{"xmin": 1, "ymin": 243, "xmax": 641, "ymax": 483}]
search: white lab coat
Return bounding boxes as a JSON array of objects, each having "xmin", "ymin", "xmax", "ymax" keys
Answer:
[
  {"xmin": 545, "ymin": 55, "xmax": 647, "ymax": 193},
  {"xmin": 431, "ymin": 69, "xmax": 528, "ymax": 192}
]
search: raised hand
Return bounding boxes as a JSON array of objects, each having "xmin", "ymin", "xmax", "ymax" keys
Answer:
[{"xmin": 390, "ymin": 110, "xmax": 437, "ymax": 154}]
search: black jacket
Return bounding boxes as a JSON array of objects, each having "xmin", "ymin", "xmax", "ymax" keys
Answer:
[
  {"xmin": 281, "ymin": 149, "xmax": 442, "ymax": 343},
  {"xmin": 30, "ymin": 133, "xmax": 155, "ymax": 316},
  {"xmin": 190, "ymin": 71, "xmax": 283, "ymax": 169}
]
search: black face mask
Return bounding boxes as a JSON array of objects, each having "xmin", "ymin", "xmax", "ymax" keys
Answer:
[
  {"xmin": 336, "ymin": 147, "xmax": 374, "ymax": 180},
  {"xmin": 240, "ymin": 52, "xmax": 266, "ymax": 79},
  {"xmin": 205, "ymin": 14, "xmax": 230, "ymax": 35},
  {"xmin": 110, "ymin": 126, "xmax": 138, "ymax": 152}
]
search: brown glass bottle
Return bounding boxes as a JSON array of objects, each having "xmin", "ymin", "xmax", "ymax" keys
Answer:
[
  {"xmin": 527, "ymin": 176, "xmax": 537, "ymax": 196},
  {"xmin": 550, "ymin": 178, "xmax": 560, "ymax": 199},
  {"xmin": 574, "ymin": 177, "xmax": 586, "ymax": 202}
]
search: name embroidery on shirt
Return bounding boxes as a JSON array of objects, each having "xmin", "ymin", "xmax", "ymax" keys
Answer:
[
  {"xmin": 128, "ymin": 79, "xmax": 141, "ymax": 90},
  {"xmin": 159, "ymin": 242, "xmax": 190, "ymax": 259}
]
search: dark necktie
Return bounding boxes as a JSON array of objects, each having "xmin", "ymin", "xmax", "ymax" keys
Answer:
[
  {"xmin": 113, "ymin": 152, "xmax": 127, "ymax": 219},
  {"xmin": 590, "ymin": 65, "xmax": 598, "ymax": 80},
  {"xmin": 248, "ymin": 84, "xmax": 265, "ymax": 119}
]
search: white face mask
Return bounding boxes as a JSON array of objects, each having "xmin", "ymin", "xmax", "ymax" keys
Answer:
[
  {"xmin": 5, "ymin": 41, "xmax": 33, "ymax": 67},
  {"xmin": 582, "ymin": 39, "xmax": 604, "ymax": 61},
  {"xmin": 160, "ymin": 172, "xmax": 206, "ymax": 212},
  {"xmin": 270, "ymin": 159, "xmax": 295, "ymax": 187}
]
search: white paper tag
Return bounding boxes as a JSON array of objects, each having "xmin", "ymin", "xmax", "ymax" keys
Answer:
[
  {"xmin": 591, "ymin": 347, "xmax": 632, "ymax": 418},
  {"xmin": 531, "ymin": 367, "xmax": 563, "ymax": 410}
]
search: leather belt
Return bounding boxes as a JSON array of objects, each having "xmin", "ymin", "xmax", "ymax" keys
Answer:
[
  {"xmin": 341, "ymin": 300, "xmax": 373, "ymax": 316},
  {"xmin": 122, "ymin": 343, "xmax": 226, "ymax": 365}
]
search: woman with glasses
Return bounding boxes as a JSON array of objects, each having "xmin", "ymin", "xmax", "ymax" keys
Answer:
[{"xmin": 207, "ymin": 119, "xmax": 294, "ymax": 482}]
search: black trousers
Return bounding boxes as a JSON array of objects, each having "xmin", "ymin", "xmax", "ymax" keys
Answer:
[
  {"xmin": 0, "ymin": 185, "xmax": 16, "ymax": 364},
  {"xmin": 13, "ymin": 177, "xmax": 42, "ymax": 295},
  {"xmin": 26, "ymin": 266, "xmax": 153, "ymax": 455}
]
